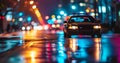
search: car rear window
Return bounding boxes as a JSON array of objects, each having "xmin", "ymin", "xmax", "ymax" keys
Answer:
[{"xmin": 68, "ymin": 16, "xmax": 95, "ymax": 23}]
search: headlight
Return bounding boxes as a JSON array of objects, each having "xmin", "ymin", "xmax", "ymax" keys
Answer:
[
  {"xmin": 93, "ymin": 25, "xmax": 101, "ymax": 29},
  {"xmin": 56, "ymin": 24, "xmax": 60, "ymax": 28},
  {"xmin": 68, "ymin": 26, "xmax": 78, "ymax": 29},
  {"xmin": 26, "ymin": 26, "xmax": 31, "ymax": 31},
  {"xmin": 22, "ymin": 27, "xmax": 25, "ymax": 31},
  {"xmin": 52, "ymin": 24, "xmax": 56, "ymax": 28}
]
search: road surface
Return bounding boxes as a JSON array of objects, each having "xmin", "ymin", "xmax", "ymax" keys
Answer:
[{"xmin": 0, "ymin": 30, "xmax": 119, "ymax": 63}]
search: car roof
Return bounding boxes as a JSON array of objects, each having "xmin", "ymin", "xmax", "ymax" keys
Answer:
[{"xmin": 70, "ymin": 15, "xmax": 93, "ymax": 17}]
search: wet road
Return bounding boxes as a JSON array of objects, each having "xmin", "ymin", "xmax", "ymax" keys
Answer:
[{"xmin": 0, "ymin": 30, "xmax": 120, "ymax": 63}]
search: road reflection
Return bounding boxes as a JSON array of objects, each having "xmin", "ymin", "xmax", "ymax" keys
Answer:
[
  {"xmin": 65, "ymin": 37, "xmax": 117, "ymax": 63},
  {"xmin": 0, "ymin": 39, "xmax": 23, "ymax": 53},
  {"xmin": 65, "ymin": 38, "xmax": 96, "ymax": 63},
  {"xmin": 0, "ymin": 33, "xmax": 118, "ymax": 63}
]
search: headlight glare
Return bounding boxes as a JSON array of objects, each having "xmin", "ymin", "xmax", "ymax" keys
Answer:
[
  {"xmin": 68, "ymin": 26, "xmax": 78, "ymax": 29},
  {"xmin": 93, "ymin": 25, "xmax": 101, "ymax": 29}
]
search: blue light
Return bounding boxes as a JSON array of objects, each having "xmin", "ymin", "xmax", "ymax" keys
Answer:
[
  {"xmin": 47, "ymin": 19, "xmax": 54, "ymax": 24},
  {"xmin": 57, "ymin": 15, "xmax": 61, "ymax": 19},
  {"xmin": 102, "ymin": 6, "xmax": 106, "ymax": 13},
  {"xmin": 27, "ymin": 16, "xmax": 32, "ymax": 22},
  {"xmin": 98, "ymin": 6, "xmax": 106, "ymax": 13},
  {"xmin": 60, "ymin": 11, "xmax": 65, "ymax": 15},
  {"xmin": 71, "ymin": 5, "xmax": 76, "ymax": 10},
  {"xmin": 19, "ymin": 12, "xmax": 23, "ymax": 16}
]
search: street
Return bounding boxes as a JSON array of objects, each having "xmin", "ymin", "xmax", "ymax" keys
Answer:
[
  {"xmin": 0, "ymin": 30, "xmax": 119, "ymax": 63},
  {"xmin": 1, "ymin": 0, "xmax": 120, "ymax": 63}
]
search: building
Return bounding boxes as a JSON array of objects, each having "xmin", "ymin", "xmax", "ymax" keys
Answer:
[{"xmin": 60, "ymin": 0, "xmax": 117, "ymax": 25}]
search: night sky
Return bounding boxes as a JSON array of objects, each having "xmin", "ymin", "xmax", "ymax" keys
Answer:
[{"xmin": 37, "ymin": 0, "xmax": 59, "ymax": 20}]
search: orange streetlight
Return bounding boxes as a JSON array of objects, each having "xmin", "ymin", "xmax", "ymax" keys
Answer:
[
  {"xmin": 32, "ymin": 5, "xmax": 36, "ymax": 9},
  {"xmin": 30, "ymin": 1, "xmax": 34, "ymax": 5}
]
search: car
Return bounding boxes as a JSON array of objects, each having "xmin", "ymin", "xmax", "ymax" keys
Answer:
[
  {"xmin": 21, "ymin": 25, "xmax": 33, "ymax": 31},
  {"xmin": 50, "ymin": 24, "xmax": 62, "ymax": 31},
  {"xmin": 63, "ymin": 15, "xmax": 102, "ymax": 38}
]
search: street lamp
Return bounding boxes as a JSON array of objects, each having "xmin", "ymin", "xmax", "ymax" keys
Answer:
[
  {"xmin": 32, "ymin": 5, "xmax": 36, "ymax": 9},
  {"xmin": 30, "ymin": 1, "xmax": 34, "ymax": 5}
]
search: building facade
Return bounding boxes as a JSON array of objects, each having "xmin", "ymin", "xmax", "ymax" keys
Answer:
[{"xmin": 61, "ymin": 0, "xmax": 118, "ymax": 25}]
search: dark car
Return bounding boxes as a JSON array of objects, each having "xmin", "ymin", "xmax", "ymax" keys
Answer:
[{"xmin": 63, "ymin": 15, "xmax": 102, "ymax": 38}]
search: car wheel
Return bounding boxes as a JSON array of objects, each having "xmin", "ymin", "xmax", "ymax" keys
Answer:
[{"xmin": 64, "ymin": 33, "xmax": 71, "ymax": 38}]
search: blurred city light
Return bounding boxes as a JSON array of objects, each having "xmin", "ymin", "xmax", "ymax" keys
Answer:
[
  {"xmin": 27, "ymin": 16, "xmax": 32, "ymax": 22},
  {"xmin": 17, "ymin": 0, "xmax": 20, "ymax": 2},
  {"xmin": 51, "ymin": 15, "xmax": 55, "ymax": 18},
  {"xmin": 91, "ymin": 9, "xmax": 95, "ymax": 12},
  {"xmin": 34, "ymin": 9, "xmax": 45, "ymax": 25},
  {"xmin": 57, "ymin": 20, "xmax": 62, "ymax": 23},
  {"xmin": 47, "ymin": 19, "xmax": 54, "ymax": 24},
  {"xmin": 90, "ymin": 13, "xmax": 95, "ymax": 17},
  {"xmin": 70, "ymin": 0, "xmax": 74, "ymax": 3},
  {"xmin": 44, "ymin": 25, "xmax": 49, "ymax": 30},
  {"xmin": 6, "ymin": 11, "xmax": 12, "ymax": 21},
  {"xmin": 79, "ymin": 11, "xmax": 85, "ymax": 13},
  {"xmin": 19, "ymin": 17, "xmax": 23, "ymax": 21},
  {"xmin": 71, "ymin": 5, "xmax": 76, "ymax": 10},
  {"xmin": 60, "ymin": 11, "xmax": 65, "ymax": 15},
  {"xmin": 6, "ymin": 15, "xmax": 12, "ymax": 21},
  {"xmin": 63, "ymin": 13, "xmax": 67, "ymax": 16},
  {"xmin": 79, "ymin": 3, "xmax": 86, "ymax": 6},
  {"xmin": 0, "ymin": 16, "xmax": 5, "ymax": 20},
  {"xmin": 45, "ymin": 16, "xmax": 49, "ymax": 20},
  {"xmin": 32, "ymin": 5, "xmax": 37, "ymax": 9},
  {"xmin": 98, "ymin": 6, "xmax": 106, "ymax": 13},
  {"xmin": 52, "ymin": 18, "xmax": 56, "ymax": 21},
  {"xmin": 86, "ymin": 8, "xmax": 90, "ymax": 13},
  {"xmin": 57, "ymin": 15, "xmax": 61, "ymax": 19},
  {"xmin": 30, "ymin": 1, "xmax": 34, "ymax": 5},
  {"xmin": 58, "ymin": 4, "xmax": 62, "ymax": 8},
  {"xmin": 102, "ymin": 6, "xmax": 106, "ymax": 13},
  {"xmin": 18, "ymin": 12, "xmax": 23, "ymax": 16},
  {"xmin": 22, "ymin": 27, "xmax": 25, "ymax": 31}
]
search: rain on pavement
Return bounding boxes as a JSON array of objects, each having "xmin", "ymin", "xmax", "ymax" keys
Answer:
[{"xmin": 0, "ymin": 30, "xmax": 120, "ymax": 63}]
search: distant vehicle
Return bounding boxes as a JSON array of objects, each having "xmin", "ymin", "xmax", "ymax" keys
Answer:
[
  {"xmin": 63, "ymin": 15, "xmax": 102, "ymax": 38},
  {"xmin": 50, "ymin": 24, "xmax": 62, "ymax": 31},
  {"xmin": 21, "ymin": 25, "xmax": 33, "ymax": 31}
]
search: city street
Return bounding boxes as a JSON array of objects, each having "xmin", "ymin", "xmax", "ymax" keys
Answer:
[
  {"xmin": 0, "ymin": 30, "xmax": 120, "ymax": 63},
  {"xmin": 1, "ymin": 0, "xmax": 120, "ymax": 63}
]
